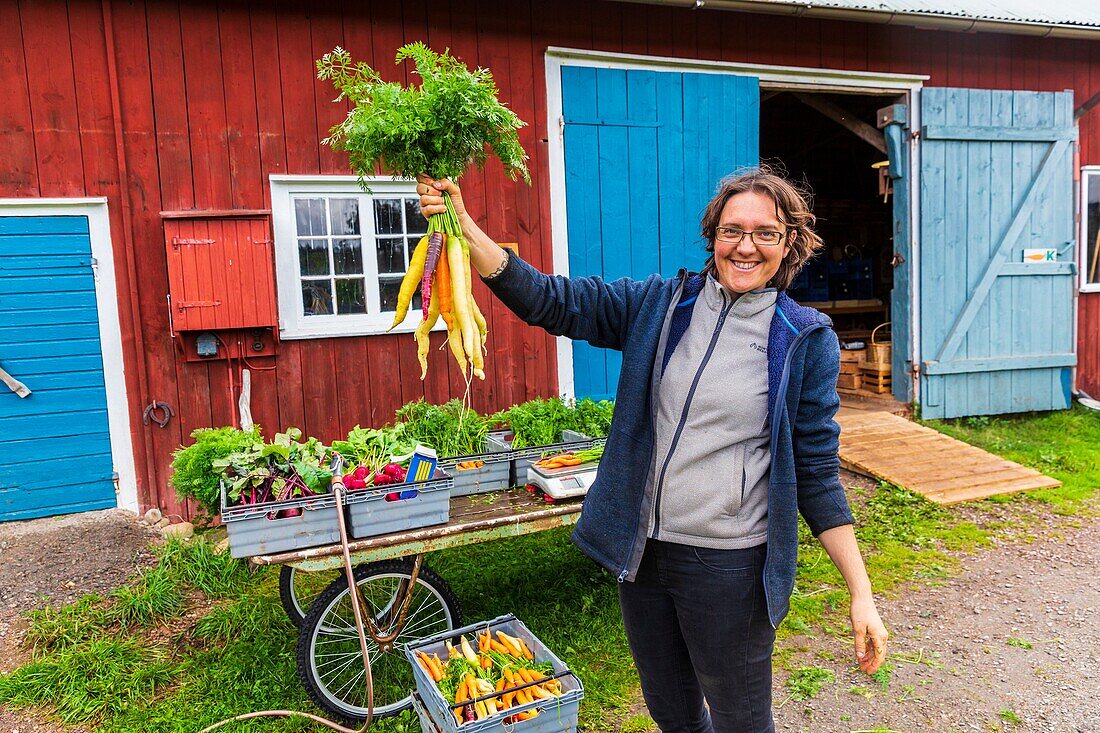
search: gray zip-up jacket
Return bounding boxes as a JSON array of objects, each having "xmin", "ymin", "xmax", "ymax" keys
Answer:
[{"xmin": 649, "ymin": 276, "xmax": 775, "ymax": 549}]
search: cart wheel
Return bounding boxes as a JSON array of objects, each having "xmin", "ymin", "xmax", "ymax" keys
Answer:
[
  {"xmin": 279, "ymin": 564, "xmax": 360, "ymax": 627},
  {"xmin": 296, "ymin": 559, "xmax": 462, "ymax": 721}
]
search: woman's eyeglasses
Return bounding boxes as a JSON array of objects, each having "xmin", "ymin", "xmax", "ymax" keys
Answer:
[{"xmin": 714, "ymin": 227, "xmax": 787, "ymax": 246}]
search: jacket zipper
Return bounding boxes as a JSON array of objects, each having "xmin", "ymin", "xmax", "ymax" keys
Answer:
[
  {"xmin": 650, "ymin": 289, "xmax": 733, "ymax": 538},
  {"xmin": 618, "ymin": 272, "xmax": 687, "ymax": 583}
]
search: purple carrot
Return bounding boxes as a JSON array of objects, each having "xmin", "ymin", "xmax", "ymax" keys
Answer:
[{"xmin": 421, "ymin": 230, "xmax": 445, "ymax": 318}]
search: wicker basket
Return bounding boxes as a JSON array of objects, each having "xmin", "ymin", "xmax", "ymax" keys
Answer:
[{"xmin": 868, "ymin": 322, "xmax": 892, "ymax": 366}]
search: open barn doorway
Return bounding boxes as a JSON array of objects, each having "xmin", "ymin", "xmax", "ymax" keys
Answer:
[{"xmin": 760, "ymin": 89, "xmax": 908, "ymax": 410}]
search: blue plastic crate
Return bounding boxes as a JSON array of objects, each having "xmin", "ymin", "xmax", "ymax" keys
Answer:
[
  {"xmin": 220, "ymin": 483, "xmax": 342, "ymax": 559},
  {"xmin": 405, "ymin": 614, "xmax": 583, "ymax": 733},
  {"xmin": 438, "ymin": 438, "xmax": 512, "ymax": 497},
  {"xmin": 344, "ymin": 471, "xmax": 452, "ymax": 539}
]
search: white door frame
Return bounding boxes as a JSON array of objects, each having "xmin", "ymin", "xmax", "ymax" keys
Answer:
[
  {"xmin": 545, "ymin": 46, "xmax": 926, "ymax": 401},
  {"xmin": 0, "ymin": 198, "xmax": 139, "ymax": 514}
]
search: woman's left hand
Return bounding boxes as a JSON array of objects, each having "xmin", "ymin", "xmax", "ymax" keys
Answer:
[{"xmin": 851, "ymin": 597, "xmax": 888, "ymax": 674}]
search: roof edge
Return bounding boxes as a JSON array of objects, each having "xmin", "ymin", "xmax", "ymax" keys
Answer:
[{"xmin": 605, "ymin": 0, "xmax": 1100, "ymax": 39}]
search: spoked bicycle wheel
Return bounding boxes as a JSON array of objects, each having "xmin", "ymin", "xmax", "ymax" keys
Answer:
[
  {"xmin": 296, "ymin": 559, "xmax": 462, "ymax": 721},
  {"xmin": 279, "ymin": 564, "xmax": 356, "ymax": 627}
]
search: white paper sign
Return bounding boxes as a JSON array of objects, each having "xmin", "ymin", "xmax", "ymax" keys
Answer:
[{"xmin": 1023, "ymin": 249, "xmax": 1057, "ymax": 263}]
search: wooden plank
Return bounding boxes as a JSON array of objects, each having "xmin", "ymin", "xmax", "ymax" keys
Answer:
[
  {"xmin": 836, "ymin": 411, "xmax": 1060, "ymax": 504},
  {"xmin": 249, "ymin": 3, "xmax": 288, "ymax": 202},
  {"xmin": 181, "ymin": 3, "xmax": 232, "ymax": 209},
  {"xmin": 918, "ymin": 467, "xmax": 1053, "ymax": 494},
  {"xmin": 109, "ymin": 0, "xmax": 186, "ymax": 515},
  {"xmin": 922, "ymin": 125, "xmax": 1077, "ymax": 142},
  {"xmin": 19, "ymin": 1, "xmax": 84, "ymax": 197},
  {"xmin": 924, "ymin": 353, "xmax": 1076, "ymax": 375},
  {"xmin": 926, "ymin": 475, "xmax": 1061, "ymax": 505},
  {"xmin": 217, "ymin": 3, "xmax": 264, "ymax": 210},
  {"xmin": 0, "ymin": 1, "xmax": 37, "ymax": 195},
  {"xmin": 999, "ymin": 263, "xmax": 1076, "ymax": 277}
]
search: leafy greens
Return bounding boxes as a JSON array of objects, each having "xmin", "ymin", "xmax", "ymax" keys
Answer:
[{"xmin": 316, "ymin": 42, "xmax": 530, "ymax": 186}]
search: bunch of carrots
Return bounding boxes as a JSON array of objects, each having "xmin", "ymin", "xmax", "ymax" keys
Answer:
[
  {"xmin": 534, "ymin": 445, "xmax": 604, "ymax": 470},
  {"xmin": 414, "ymin": 629, "xmax": 564, "ymax": 725},
  {"xmin": 391, "ymin": 194, "xmax": 487, "ymax": 383}
]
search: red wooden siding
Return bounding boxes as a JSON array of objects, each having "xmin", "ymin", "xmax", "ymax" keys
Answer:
[{"xmin": 2, "ymin": 0, "xmax": 1100, "ymax": 518}]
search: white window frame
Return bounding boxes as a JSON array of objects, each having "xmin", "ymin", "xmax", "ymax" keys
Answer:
[
  {"xmin": 1080, "ymin": 165, "xmax": 1100, "ymax": 293},
  {"xmin": 271, "ymin": 175, "xmax": 442, "ymax": 339}
]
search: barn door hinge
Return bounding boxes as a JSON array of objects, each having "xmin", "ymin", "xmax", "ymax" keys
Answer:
[
  {"xmin": 90, "ymin": 256, "xmax": 100, "ymax": 282},
  {"xmin": 251, "ymin": 238, "xmax": 272, "ymax": 246},
  {"xmin": 177, "ymin": 300, "xmax": 222, "ymax": 311},
  {"xmin": 558, "ymin": 115, "xmax": 565, "ymax": 141},
  {"xmin": 171, "ymin": 237, "xmax": 217, "ymax": 249}
]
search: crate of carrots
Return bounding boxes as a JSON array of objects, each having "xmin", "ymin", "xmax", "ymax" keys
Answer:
[{"xmin": 404, "ymin": 614, "xmax": 584, "ymax": 733}]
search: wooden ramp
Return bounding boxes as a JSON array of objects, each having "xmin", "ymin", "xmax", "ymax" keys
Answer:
[{"xmin": 836, "ymin": 411, "xmax": 1061, "ymax": 504}]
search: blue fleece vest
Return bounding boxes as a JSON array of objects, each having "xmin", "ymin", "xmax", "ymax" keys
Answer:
[{"xmin": 485, "ymin": 257, "xmax": 855, "ymax": 628}]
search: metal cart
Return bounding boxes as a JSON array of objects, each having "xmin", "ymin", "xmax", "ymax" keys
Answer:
[{"xmin": 249, "ymin": 490, "xmax": 583, "ymax": 722}]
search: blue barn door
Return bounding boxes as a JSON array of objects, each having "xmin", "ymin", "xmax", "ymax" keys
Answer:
[
  {"xmin": 0, "ymin": 215, "xmax": 117, "ymax": 520},
  {"xmin": 561, "ymin": 66, "xmax": 759, "ymax": 400},
  {"xmin": 919, "ymin": 89, "xmax": 1077, "ymax": 419}
]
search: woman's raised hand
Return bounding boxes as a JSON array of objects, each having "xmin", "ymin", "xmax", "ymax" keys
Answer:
[{"xmin": 416, "ymin": 174, "xmax": 467, "ymax": 221}]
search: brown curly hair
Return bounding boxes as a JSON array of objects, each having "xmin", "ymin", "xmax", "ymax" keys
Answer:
[{"xmin": 700, "ymin": 165, "xmax": 824, "ymax": 291}]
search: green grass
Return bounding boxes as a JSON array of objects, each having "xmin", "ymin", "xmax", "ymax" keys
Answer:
[
  {"xmin": 785, "ymin": 666, "xmax": 836, "ymax": 701},
  {"xmin": 2, "ymin": 407, "xmax": 1098, "ymax": 730}
]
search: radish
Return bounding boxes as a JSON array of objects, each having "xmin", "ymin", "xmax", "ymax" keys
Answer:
[{"xmin": 354, "ymin": 465, "xmax": 369, "ymax": 480}]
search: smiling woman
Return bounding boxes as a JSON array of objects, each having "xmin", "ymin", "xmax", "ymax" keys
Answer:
[
  {"xmin": 700, "ymin": 167, "xmax": 825, "ymax": 295},
  {"xmin": 418, "ymin": 165, "xmax": 888, "ymax": 733}
]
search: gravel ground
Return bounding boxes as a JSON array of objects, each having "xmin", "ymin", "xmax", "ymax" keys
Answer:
[
  {"xmin": 1, "ymin": 487, "xmax": 1097, "ymax": 733},
  {"xmin": 773, "ymin": 513, "xmax": 1100, "ymax": 733}
]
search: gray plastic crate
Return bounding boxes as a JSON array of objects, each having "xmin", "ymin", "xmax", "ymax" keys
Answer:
[
  {"xmin": 504, "ymin": 430, "xmax": 605, "ymax": 488},
  {"xmin": 220, "ymin": 484, "xmax": 342, "ymax": 559},
  {"xmin": 438, "ymin": 437, "xmax": 511, "ymax": 497},
  {"xmin": 404, "ymin": 614, "xmax": 583, "ymax": 733},
  {"xmin": 344, "ymin": 471, "xmax": 452, "ymax": 539}
]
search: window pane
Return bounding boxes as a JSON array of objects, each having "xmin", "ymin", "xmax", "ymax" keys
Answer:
[
  {"xmin": 405, "ymin": 197, "xmax": 428, "ymax": 234},
  {"xmin": 330, "ymin": 198, "xmax": 360, "ymax": 235},
  {"xmin": 335, "ymin": 278, "xmax": 366, "ymax": 314},
  {"xmin": 333, "ymin": 238, "xmax": 364, "ymax": 275},
  {"xmin": 302, "ymin": 280, "xmax": 333, "ymax": 316},
  {"xmin": 299, "ymin": 239, "xmax": 330, "ymax": 276},
  {"xmin": 294, "ymin": 198, "xmax": 327, "ymax": 236},
  {"xmin": 1088, "ymin": 173, "xmax": 1100, "ymax": 285},
  {"xmin": 407, "ymin": 237, "xmax": 422, "ymax": 266},
  {"xmin": 376, "ymin": 237, "xmax": 405, "ymax": 274},
  {"xmin": 374, "ymin": 198, "xmax": 403, "ymax": 234},
  {"xmin": 379, "ymin": 277, "xmax": 421, "ymax": 314}
]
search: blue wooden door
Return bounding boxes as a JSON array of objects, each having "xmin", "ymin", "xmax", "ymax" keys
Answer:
[
  {"xmin": 0, "ymin": 215, "xmax": 117, "ymax": 521},
  {"xmin": 919, "ymin": 89, "xmax": 1077, "ymax": 419},
  {"xmin": 562, "ymin": 66, "xmax": 759, "ymax": 400}
]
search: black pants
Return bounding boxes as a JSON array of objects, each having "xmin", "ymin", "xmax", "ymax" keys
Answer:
[{"xmin": 618, "ymin": 540, "xmax": 775, "ymax": 733}]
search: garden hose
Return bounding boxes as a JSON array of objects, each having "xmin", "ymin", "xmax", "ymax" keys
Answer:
[{"xmin": 197, "ymin": 476, "xmax": 376, "ymax": 733}]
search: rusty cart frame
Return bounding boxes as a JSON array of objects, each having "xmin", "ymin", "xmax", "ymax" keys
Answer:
[{"xmin": 249, "ymin": 490, "xmax": 583, "ymax": 722}]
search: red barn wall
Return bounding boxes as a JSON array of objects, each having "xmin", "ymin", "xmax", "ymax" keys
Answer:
[{"xmin": 2, "ymin": 0, "xmax": 1098, "ymax": 517}]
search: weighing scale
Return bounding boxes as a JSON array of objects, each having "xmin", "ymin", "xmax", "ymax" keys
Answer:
[{"xmin": 525, "ymin": 460, "xmax": 600, "ymax": 500}]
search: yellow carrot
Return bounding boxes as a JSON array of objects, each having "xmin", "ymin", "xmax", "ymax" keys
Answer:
[
  {"xmin": 446, "ymin": 233, "xmax": 477, "ymax": 375},
  {"xmin": 460, "ymin": 239, "xmax": 485, "ymax": 379},
  {"xmin": 415, "ymin": 276, "xmax": 441, "ymax": 380},
  {"xmin": 390, "ymin": 235, "xmax": 429, "ymax": 330},
  {"xmin": 436, "ymin": 235, "xmax": 468, "ymax": 375}
]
